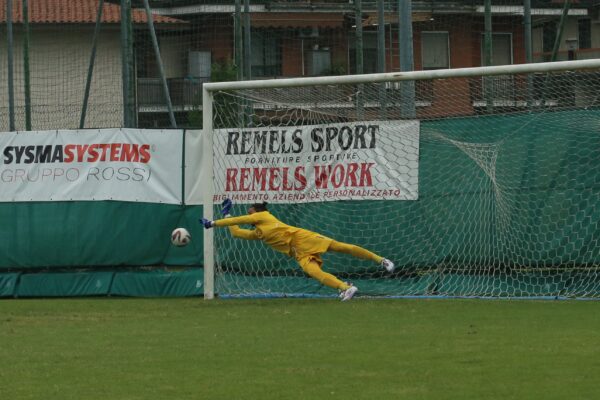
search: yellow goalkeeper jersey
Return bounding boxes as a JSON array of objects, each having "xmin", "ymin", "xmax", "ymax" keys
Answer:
[{"xmin": 213, "ymin": 211, "xmax": 332, "ymax": 259}]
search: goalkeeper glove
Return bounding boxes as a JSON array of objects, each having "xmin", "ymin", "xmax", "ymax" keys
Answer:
[
  {"xmin": 200, "ymin": 218, "xmax": 214, "ymax": 229},
  {"xmin": 221, "ymin": 198, "xmax": 233, "ymax": 216}
]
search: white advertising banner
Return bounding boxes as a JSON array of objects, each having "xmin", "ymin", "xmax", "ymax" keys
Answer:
[
  {"xmin": 0, "ymin": 129, "xmax": 183, "ymax": 204},
  {"xmin": 213, "ymin": 120, "xmax": 419, "ymax": 204},
  {"xmin": 184, "ymin": 129, "xmax": 204, "ymax": 205}
]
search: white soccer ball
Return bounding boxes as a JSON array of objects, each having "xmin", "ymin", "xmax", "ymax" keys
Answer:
[{"xmin": 171, "ymin": 227, "xmax": 191, "ymax": 247}]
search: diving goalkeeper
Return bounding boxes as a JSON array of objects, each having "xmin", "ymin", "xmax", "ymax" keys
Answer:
[{"xmin": 201, "ymin": 199, "xmax": 395, "ymax": 301}]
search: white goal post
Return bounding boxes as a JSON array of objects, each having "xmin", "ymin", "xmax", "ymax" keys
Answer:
[{"xmin": 202, "ymin": 59, "xmax": 600, "ymax": 300}]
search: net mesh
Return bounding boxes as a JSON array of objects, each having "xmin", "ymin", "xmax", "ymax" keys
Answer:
[
  {"xmin": 3, "ymin": 0, "xmax": 597, "ymax": 130},
  {"xmin": 211, "ymin": 68, "xmax": 600, "ymax": 298}
]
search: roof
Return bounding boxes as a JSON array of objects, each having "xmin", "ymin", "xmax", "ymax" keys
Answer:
[{"xmin": 0, "ymin": 0, "xmax": 182, "ymax": 24}]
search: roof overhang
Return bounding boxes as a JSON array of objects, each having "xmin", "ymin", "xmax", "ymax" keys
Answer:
[
  {"xmin": 251, "ymin": 12, "xmax": 343, "ymax": 29},
  {"xmin": 474, "ymin": 6, "xmax": 588, "ymax": 16}
]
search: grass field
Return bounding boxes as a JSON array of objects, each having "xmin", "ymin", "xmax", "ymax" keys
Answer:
[{"xmin": 1, "ymin": 298, "xmax": 599, "ymax": 400}]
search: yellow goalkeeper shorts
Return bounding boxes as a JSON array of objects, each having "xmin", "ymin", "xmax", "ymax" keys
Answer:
[{"xmin": 290, "ymin": 229, "xmax": 333, "ymax": 268}]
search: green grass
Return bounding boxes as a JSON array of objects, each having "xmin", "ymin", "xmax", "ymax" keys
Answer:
[{"xmin": 1, "ymin": 298, "xmax": 599, "ymax": 400}]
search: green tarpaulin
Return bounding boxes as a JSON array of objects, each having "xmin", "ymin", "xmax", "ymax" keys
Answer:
[{"xmin": 110, "ymin": 269, "xmax": 203, "ymax": 297}]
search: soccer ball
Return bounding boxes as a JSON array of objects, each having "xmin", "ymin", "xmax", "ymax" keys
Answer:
[{"xmin": 171, "ymin": 227, "xmax": 191, "ymax": 247}]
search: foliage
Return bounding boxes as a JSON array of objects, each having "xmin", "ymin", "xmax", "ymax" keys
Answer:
[{"xmin": 326, "ymin": 61, "xmax": 347, "ymax": 76}]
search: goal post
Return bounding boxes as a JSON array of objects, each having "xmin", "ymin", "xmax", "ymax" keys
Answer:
[{"xmin": 202, "ymin": 59, "xmax": 600, "ymax": 300}]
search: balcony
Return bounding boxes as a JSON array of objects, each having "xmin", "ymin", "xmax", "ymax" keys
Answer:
[
  {"xmin": 469, "ymin": 72, "xmax": 599, "ymax": 110},
  {"xmin": 137, "ymin": 77, "xmax": 207, "ymax": 113},
  {"xmin": 533, "ymin": 48, "xmax": 600, "ymax": 63}
]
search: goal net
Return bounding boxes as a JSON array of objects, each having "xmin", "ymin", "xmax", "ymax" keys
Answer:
[{"xmin": 203, "ymin": 59, "xmax": 600, "ymax": 299}]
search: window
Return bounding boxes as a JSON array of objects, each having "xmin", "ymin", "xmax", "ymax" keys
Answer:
[
  {"xmin": 578, "ymin": 19, "xmax": 591, "ymax": 50},
  {"xmin": 480, "ymin": 34, "xmax": 513, "ymax": 100},
  {"xmin": 421, "ymin": 32, "xmax": 449, "ymax": 70},
  {"xmin": 349, "ymin": 32, "xmax": 378, "ymax": 74},
  {"xmin": 543, "ymin": 21, "xmax": 557, "ymax": 53},
  {"xmin": 481, "ymin": 33, "xmax": 512, "ymax": 66},
  {"xmin": 308, "ymin": 49, "xmax": 331, "ymax": 76},
  {"xmin": 251, "ymin": 31, "xmax": 281, "ymax": 77}
]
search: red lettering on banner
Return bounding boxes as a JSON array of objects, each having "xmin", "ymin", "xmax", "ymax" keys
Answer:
[
  {"xmin": 359, "ymin": 163, "xmax": 375, "ymax": 186},
  {"xmin": 139, "ymin": 144, "xmax": 151, "ymax": 163},
  {"xmin": 99, "ymin": 144, "xmax": 110, "ymax": 161},
  {"xmin": 282, "ymin": 167, "xmax": 294, "ymax": 191},
  {"xmin": 110, "ymin": 143, "xmax": 121, "ymax": 161},
  {"xmin": 239, "ymin": 168, "xmax": 251, "ymax": 191},
  {"xmin": 269, "ymin": 168, "xmax": 280, "ymax": 190},
  {"xmin": 76, "ymin": 145, "xmax": 89, "ymax": 162},
  {"xmin": 64, "ymin": 145, "xmax": 75, "ymax": 163},
  {"xmin": 331, "ymin": 164, "xmax": 344, "ymax": 188},
  {"xmin": 314, "ymin": 165, "xmax": 329, "ymax": 189},
  {"xmin": 294, "ymin": 166, "xmax": 307, "ymax": 190},
  {"xmin": 253, "ymin": 168, "xmax": 267, "ymax": 191},
  {"xmin": 88, "ymin": 144, "xmax": 100, "ymax": 162},
  {"xmin": 226, "ymin": 166, "xmax": 309, "ymax": 192},
  {"xmin": 226, "ymin": 168, "xmax": 238, "ymax": 191},
  {"xmin": 344, "ymin": 163, "xmax": 359, "ymax": 187},
  {"xmin": 313, "ymin": 163, "xmax": 375, "ymax": 188},
  {"xmin": 120, "ymin": 144, "xmax": 138, "ymax": 162}
]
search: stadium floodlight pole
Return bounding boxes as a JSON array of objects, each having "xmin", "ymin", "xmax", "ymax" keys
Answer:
[
  {"xmin": 377, "ymin": 0, "xmax": 387, "ymax": 119},
  {"xmin": 81, "ymin": 0, "xmax": 104, "ymax": 129},
  {"xmin": 483, "ymin": 0, "xmax": 493, "ymax": 113},
  {"xmin": 355, "ymin": 0, "xmax": 364, "ymax": 120},
  {"xmin": 550, "ymin": 0, "xmax": 571, "ymax": 63},
  {"xmin": 235, "ymin": 0, "xmax": 243, "ymax": 81},
  {"xmin": 23, "ymin": 0, "xmax": 31, "ymax": 131},
  {"xmin": 243, "ymin": 0, "xmax": 251, "ymax": 81},
  {"xmin": 200, "ymin": 58, "xmax": 600, "ymax": 299},
  {"xmin": 539, "ymin": 0, "xmax": 572, "ymax": 109},
  {"xmin": 524, "ymin": 0, "xmax": 533, "ymax": 108},
  {"xmin": 243, "ymin": 0, "xmax": 252, "ymax": 127},
  {"xmin": 120, "ymin": 0, "xmax": 136, "ymax": 128},
  {"xmin": 398, "ymin": 0, "xmax": 415, "ymax": 119},
  {"xmin": 7, "ymin": 0, "xmax": 15, "ymax": 131},
  {"xmin": 142, "ymin": 0, "xmax": 177, "ymax": 128}
]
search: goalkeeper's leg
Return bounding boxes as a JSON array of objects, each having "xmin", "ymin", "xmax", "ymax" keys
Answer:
[
  {"xmin": 300, "ymin": 259, "xmax": 351, "ymax": 291},
  {"xmin": 328, "ymin": 240, "xmax": 395, "ymax": 272},
  {"xmin": 328, "ymin": 240, "xmax": 383, "ymax": 262}
]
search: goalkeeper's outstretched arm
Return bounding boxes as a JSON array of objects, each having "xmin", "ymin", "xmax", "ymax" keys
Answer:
[
  {"xmin": 225, "ymin": 220, "xmax": 259, "ymax": 240},
  {"xmin": 202, "ymin": 214, "xmax": 260, "ymax": 240},
  {"xmin": 200, "ymin": 198, "xmax": 260, "ymax": 240}
]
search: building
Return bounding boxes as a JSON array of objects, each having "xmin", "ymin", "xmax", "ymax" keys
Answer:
[
  {"xmin": 0, "ymin": 0, "xmax": 180, "ymax": 131},
  {"xmin": 132, "ymin": 0, "xmax": 600, "ymax": 126},
  {"xmin": 1, "ymin": 1, "xmax": 599, "ymax": 129}
]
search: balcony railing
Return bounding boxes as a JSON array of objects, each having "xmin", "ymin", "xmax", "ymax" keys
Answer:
[
  {"xmin": 137, "ymin": 77, "xmax": 207, "ymax": 111},
  {"xmin": 533, "ymin": 48, "xmax": 600, "ymax": 63}
]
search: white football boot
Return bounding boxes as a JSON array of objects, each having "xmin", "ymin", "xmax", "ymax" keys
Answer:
[
  {"xmin": 340, "ymin": 285, "xmax": 358, "ymax": 302},
  {"xmin": 381, "ymin": 258, "xmax": 395, "ymax": 273}
]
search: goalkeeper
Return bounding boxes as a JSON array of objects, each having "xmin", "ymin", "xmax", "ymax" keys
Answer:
[{"xmin": 201, "ymin": 199, "xmax": 395, "ymax": 301}]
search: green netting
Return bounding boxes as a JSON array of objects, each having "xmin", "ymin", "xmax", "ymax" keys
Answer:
[
  {"xmin": 110, "ymin": 268, "xmax": 202, "ymax": 297},
  {"xmin": 0, "ymin": 110, "xmax": 598, "ymax": 298},
  {"xmin": 214, "ymin": 108, "xmax": 600, "ymax": 298},
  {"xmin": 218, "ymin": 110, "xmax": 600, "ymax": 270}
]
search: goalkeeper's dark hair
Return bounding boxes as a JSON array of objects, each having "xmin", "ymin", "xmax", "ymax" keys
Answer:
[{"xmin": 251, "ymin": 202, "xmax": 268, "ymax": 212}]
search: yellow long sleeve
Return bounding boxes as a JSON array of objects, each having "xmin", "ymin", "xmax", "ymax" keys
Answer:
[
  {"xmin": 214, "ymin": 214, "xmax": 260, "ymax": 227},
  {"xmin": 213, "ymin": 211, "xmax": 298, "ymax": 255},
  {"xmin": 227, "ymin": 224, "xmax": 259, "ymax": 240}
]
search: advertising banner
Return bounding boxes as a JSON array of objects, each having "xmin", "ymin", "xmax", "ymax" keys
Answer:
[
  {"xmin": 0, "ymin": 129, "xmax": 183, "ymax": 204},
  {"xmin": 213, "ymin": 120, "xmax": 419, "ymax": 203}
]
